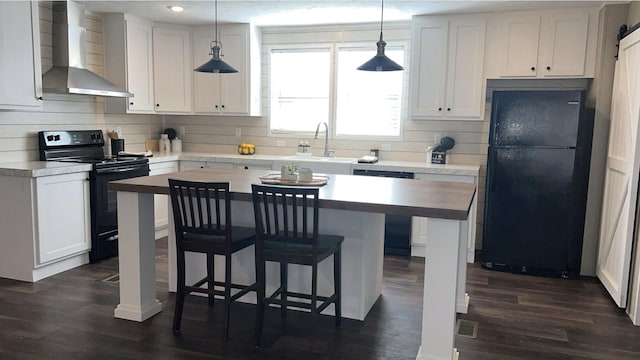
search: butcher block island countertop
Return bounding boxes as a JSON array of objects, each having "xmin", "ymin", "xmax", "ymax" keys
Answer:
[
  {"xmin": 109, "ymin": 167, "xmax": 475, "ymax": 220},
  {"xmin": 109, "ymin": 167, "xmax": 475, "ymax": 360}
]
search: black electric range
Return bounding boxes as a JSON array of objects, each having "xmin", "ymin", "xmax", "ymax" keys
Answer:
[{"xmin": 38, "ymin": 130, "xmax": 150, "ymax": 262}]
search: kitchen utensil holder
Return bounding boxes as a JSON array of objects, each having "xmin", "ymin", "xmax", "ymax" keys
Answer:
[{"xmin": 111, "ymin": 139, "xmax": 124, "ymax": 156}]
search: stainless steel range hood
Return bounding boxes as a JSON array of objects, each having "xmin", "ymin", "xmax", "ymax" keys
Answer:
[{"xmin": 42, "ymin": 1, "xmax": 133, "ymax": 98}]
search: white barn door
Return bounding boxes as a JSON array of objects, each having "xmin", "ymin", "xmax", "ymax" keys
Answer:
[{"xmin": 597, "ymin": 29, "xmax": 640, "ymax": 307}]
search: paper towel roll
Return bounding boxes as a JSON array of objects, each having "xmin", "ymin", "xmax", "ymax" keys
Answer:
[{"xmin": 172, "ymin": 138, "xmax": 182, "ymax": 153}]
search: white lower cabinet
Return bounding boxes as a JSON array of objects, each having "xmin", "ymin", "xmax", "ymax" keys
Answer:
[
  {"xmin": 411, "ymin": 173, "xmax": 478, "ymax": 263},
  {"xmin": 179, "ymin": 160, "xmax": 233, "ymax": 170},
  {"xmin": 234, "ymin": 163, "xmax": 272, "ymax": 170},
  {"xmin": 0, "ymin": 172, "xmax": 90, "ymax": 282},
  {"xmin": 150, "ymin": 161, "xmax": 179, "ymax": 239},
  {"xmin": 179, "ymin": 160, "xmax": 207, "ymax": 170}
]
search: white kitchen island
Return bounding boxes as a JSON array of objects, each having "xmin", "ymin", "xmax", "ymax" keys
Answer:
[{"xmin": 109, "ymin": 167, "xmax": 476, "ymax": 360}]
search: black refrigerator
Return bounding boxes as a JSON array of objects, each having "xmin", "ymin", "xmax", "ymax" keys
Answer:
[{"xmin": 482, "ymin": 90, "xmax": 593, "ymax": 278}]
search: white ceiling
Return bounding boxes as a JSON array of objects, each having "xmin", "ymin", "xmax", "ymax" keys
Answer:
[{"xmin": 78, "ymin": 1, "xmax": 613, "ymax": 27}]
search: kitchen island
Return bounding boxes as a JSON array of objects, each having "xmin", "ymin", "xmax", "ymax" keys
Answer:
[{"xmin": 109, "ymin": 167, "xmax": 475, "ymax": 360}]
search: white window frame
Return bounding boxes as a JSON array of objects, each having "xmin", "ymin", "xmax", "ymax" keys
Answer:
[
  {"xmin": 333, "ymin": 41, "xmax": 407, "ymax": 141},
  {"xmin": 267, "ymin": 43, "xmax": 335, "ymax": 137},
  {"xmin": 266, "ymin": 41, "xmax": 408, "ymax": 141}
]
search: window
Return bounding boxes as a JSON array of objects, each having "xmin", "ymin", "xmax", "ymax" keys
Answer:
[
  {"xmin": 269, "ymin": 47, "xmax": 332, "ymax": 133},
  {"xmin": 336, "ymin": 46, "xmax": 404, "ymax": 137},
  {"xmin": 268, "ymin": 42, "xmax": 406, "ymax": 138}
]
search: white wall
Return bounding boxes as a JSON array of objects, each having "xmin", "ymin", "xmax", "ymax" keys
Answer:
[{"xmin": 628, "ymin": 2, "xmax": 640, "ymax": 26}]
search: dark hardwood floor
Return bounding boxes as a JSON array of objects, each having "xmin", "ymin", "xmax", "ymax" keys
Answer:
[{"xmin": 1, "ymin": 240, "xmax": 640, "ymax": 359}]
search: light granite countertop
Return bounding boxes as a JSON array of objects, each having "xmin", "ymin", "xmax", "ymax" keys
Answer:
[
  {"xmin": 150, "ymin": 152, "xmax": 480, "ymax": 176},
  {"xmin": 0, "ymin": 161, "xmax": 92, "ymax": 178},
  {"xmin": 0, "ymin": 152, "xmax": 480, "ymax": 178}
]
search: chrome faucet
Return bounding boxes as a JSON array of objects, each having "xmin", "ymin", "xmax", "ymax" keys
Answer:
[{"xmin": 314, "ymin": 121, "xmax": 330, "ymax": 157}]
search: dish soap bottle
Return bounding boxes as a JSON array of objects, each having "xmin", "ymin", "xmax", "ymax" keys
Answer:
[{"xmin": 160, "ymin": 134, "xmax": 171, "ymax": 152}]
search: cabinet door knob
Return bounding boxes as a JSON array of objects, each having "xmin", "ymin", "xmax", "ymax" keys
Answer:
[
  {"xmin": 438, "ymin": 107, "xmax": 442, "ymax": 111},
  {"xmin": 447, "ymin": 107, "xmax": 451, "ymax": 111},
  {"xmin": 531, "ymin": 66, "xmax": 535, "ymax": 71},
  {"xmin": 215, "ymin": 105, "xmax": 219, "ymax": 109},
  {"xmin": 546, "ymin": 66, "xmax": 551, "ymax": 71},
  {"xmin": 129, "ymin": 102, "xmax": 134, "ymax": 105},
  {"xmin": 221, "ymin": 105, "xmax": 225, "ymax": 109},
  {"xmin": 156, "ymin": 104, "xmax": 160, "ymax": 107}
]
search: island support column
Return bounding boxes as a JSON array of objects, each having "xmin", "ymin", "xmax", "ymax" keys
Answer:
[
  {"xmin": 417, "ymin": 218, "xmax": 463, "ymax": 360},
  {"xmin": 114, "ymin": 191, "xmax": 162, "ymax": 321}
]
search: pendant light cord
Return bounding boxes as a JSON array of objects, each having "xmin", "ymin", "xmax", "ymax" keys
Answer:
[
  {"xmin": 378, "ymin": 0, "xmax": 385, "ymax": 41},
  {"xmin": 214, "ymin": 0, "xmax": 219, "ymax": 43}
]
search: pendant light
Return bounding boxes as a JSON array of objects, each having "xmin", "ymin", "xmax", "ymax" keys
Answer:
[
  {"xmin": 194, "ymin": 0, "xmax": 238, "ymax": 73},
  {"xmin": 357, "ymin": 0, "xmax": 403, "ymax": 72}
]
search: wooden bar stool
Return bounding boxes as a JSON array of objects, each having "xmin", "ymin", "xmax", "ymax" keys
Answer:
[
  {"xmin": 251, "ymin": 184, "xmax": 343, "ymax": 346},
  {"xmin": 169, "ymin": 179, "xmax": 256, "ymax": 339}
]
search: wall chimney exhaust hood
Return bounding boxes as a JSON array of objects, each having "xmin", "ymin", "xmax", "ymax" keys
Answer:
[{"xmin": 42, "ymin": 1, "xmax": 133, "ymax": 98}]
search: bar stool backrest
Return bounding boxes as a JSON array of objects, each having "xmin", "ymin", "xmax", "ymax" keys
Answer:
[
  {"xmin": 251, "ymin": 184, "xmax": 319, "ymax": 253},
  {"xmin": 169, "ymin": 179, "xmax": 232, "ymax": 243}
]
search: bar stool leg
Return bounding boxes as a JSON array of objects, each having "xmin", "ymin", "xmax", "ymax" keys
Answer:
[
  {"xmin": 311, "ymin": 262, "xmax": 318, "ymax": 318},
  {"xmin": 335, "ymin": 248, "xmax": 342, "ymax": 328},
  {"xmin": 255, "ymin": 255, "xmax": 266, "ymax": 347},
  {"xmin": 173, "ymin": 251, "xmax": 186, "ymax": 333},
  {"xmin": 280, "ymin": 262, "xmax": 288, "ymax": 319},
  {"xmin": 224, "ymin": 253, "xmax": 232, "ymax": 340},
  {"xmin": 207, "ymin": 254, "xmax": 215, "ymax": 306}
]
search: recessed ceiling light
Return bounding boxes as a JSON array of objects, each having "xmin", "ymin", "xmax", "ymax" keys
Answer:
[{"xmin": 168, "ymin": 5, "xmax": 184, "ymax": 13}]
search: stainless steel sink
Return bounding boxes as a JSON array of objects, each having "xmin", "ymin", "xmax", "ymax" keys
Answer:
[
  {"xmin": 274, "ymin": 156, "xmax": 357, "ymax": 175},
  {"xmin": 281, "ymin": 155, "xmax": 357, "ymax": 163}
]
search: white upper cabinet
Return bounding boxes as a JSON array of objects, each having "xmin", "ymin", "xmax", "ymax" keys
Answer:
[
  {"xmin": 496, "ymin": 8, "xmax": 597, "ymax": 78},
  {"xmin": 193, "ymin": 24, "xmax": 260, "ymax": 116},
  {"xmin": 125, "ymin": 18, "xmax": 154, "ymax": 111},
  {"xmin": 153, "ymin": 25, "xmax": 192, "ymax": 113},
  {"xmin": 0, "ymin": 1, "xmax": 42, "ymax": 110},
  {"xmin": 499, "ymin": 13, "xmax": 541, "ymax": 77},
  {"xmin": 104, "ymin": 14, "xmax": 154, "ymax": 113},
  {"xmin": 410, "ymin": 15, "xmax": 486, "ymax": 120}
]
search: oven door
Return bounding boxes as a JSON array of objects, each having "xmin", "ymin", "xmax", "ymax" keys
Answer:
[{"xmin": 90, "ymin": 164, "xmax": 149, "ymax": 262}]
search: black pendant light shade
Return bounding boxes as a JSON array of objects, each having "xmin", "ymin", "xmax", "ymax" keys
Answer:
[
  {"xmin": 358, "ymin": 0, "xmax": 403, "ymax": 72},
  {"xmin": 194, "ymin": 41, "xmax": 238, "ymax": 73},
  {"xmin": 194, "ymin": 0, "xmax": 238, "ymax": 74},
  {"xmin": 357, "ymin": 33, "xmax": 404, "ymax": 71}
]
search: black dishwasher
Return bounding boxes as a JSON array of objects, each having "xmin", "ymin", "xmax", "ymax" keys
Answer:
[{"xmin": 353, "ymin": 169, "xmax": 414, "ymax": 256}]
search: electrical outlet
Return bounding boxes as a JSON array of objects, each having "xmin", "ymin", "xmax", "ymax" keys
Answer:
[
  {"xmin": 276, "ymin": 140, "xmax": 286, "ymax": 147},
  {"xmin": 116, "ymin": 127, "xmax": 122, "ymax": 137},
  {"xmin": 179, "ymin": 126, "xmax": 186, "ymax": 136},
  {"xmin": 381, "ymin": 144, "xmax": 391, "ymax": 151},
  {"xmin": 235, "ymin": 128, "xmax": 242, "ymax": 137},
  {"xmin": 434, "ymin": 132, "xmax": 442, "ymax": 144}
]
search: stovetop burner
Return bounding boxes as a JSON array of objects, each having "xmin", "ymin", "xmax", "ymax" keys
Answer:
[{"xmin": 56, "ymin": 155, "xmax": 149, "ymax": 169}]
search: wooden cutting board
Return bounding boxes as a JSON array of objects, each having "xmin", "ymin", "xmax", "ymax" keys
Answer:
[{"xmin": 145, "ymin": 139, "xmax": 159, "ymax": 152}]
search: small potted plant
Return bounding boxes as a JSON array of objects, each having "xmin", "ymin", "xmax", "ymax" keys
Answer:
[{"xmin": 281, "ymin": 162, "xmax": 298, "ymax": 181}]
